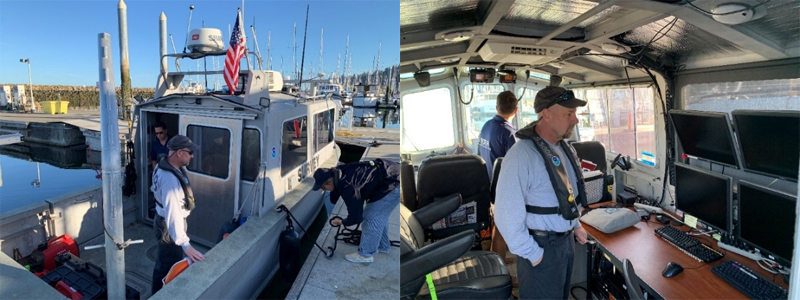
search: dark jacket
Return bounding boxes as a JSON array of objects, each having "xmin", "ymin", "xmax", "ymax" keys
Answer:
[{"xmin": 331, "ymin": 159, "xmax": 400, "ymax": 226}]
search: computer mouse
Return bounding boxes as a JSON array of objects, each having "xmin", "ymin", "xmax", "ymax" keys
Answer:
[{"xmin": 662, "ymin": 261, "xmax": 684, "ymax": 278}]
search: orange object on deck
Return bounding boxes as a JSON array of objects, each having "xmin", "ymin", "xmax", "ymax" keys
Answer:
[
  {"xmin": 54, "ymin": 280, "xmax": 83, "ymax": 300},
  {"xmin": 162, "ymin": 257, "xmax": 192, "ymax": 285}
]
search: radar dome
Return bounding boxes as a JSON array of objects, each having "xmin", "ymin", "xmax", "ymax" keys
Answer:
[{"xmin": 187, "ymin": 28, "xmax": 224, "ymax": 53}]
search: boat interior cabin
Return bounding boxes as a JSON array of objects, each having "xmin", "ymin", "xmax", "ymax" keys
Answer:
[{"xmin": 398, "ymin": 0, "xmax": 799, "ymax": 299}]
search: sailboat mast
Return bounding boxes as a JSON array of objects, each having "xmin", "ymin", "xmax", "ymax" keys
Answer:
[
  {"xmin": 292, "ymin": 22, "xmax": 297, "ymax": 80},
  {"xmin": 320, "ymin": 28, "xmax": 324, "ymax": 77}
]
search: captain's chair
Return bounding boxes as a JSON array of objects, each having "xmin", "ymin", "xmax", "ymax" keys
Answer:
[
  {"xmin": 416, "ymin": 155, "xmax": 492, "ymax": 240},
  {"xmin": 400, "ymin": 193, "xmax": 512, "ymax": 300}
]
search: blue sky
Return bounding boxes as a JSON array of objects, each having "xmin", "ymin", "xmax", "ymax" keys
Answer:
[{"xmin": 0, "ymin": 0, "xmax": 399, "ymax": 87}]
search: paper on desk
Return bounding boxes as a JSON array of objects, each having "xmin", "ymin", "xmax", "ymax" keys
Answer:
[{"xmin": 683, "ymin": 214, "xmax": 698, "ymax": 228}]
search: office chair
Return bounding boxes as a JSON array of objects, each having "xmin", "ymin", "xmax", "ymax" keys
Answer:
[{"xmin": 623, "ymin": 258, "xmax": 645, "ymax": 300}]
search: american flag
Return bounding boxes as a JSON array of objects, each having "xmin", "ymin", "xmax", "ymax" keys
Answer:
[{"xmin": 224, "ymin": 9, "xmax": 246, "ymax": 95}]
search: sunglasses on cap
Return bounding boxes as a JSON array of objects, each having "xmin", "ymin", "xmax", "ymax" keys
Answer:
[{"xmin": 544, "ymin": 90, "xmax": 575, "ymax": 110}]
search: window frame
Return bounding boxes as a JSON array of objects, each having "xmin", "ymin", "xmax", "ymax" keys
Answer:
[
  {"xmin": 574, "ymin": 85, "xmax": 659, "ymax": 168},
  {"xmin": 280, "ymin": 115, "xmax": 309, "ymax": 178},
  {"xmin": 400, "ymin": 84, "xmax": 458, "ymax": 153},
  {"xmin": 240, "ymin": 126, "xmax": 262, "ymax": 182},
  {"xmin": 312, "ymin": 108, "xmax": 335, "ymax": 154},
  {"xmin": 185, "ymin": 124, "xmax": 233, "ymax": 180}
]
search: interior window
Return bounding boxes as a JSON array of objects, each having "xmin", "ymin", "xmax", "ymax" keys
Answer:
[
  {"xmin": 186, "ymin": 125, "xmax": 231, "ymax": 178},
  {"xmin": 401, "ymin": 87, "xmax": 455, "ymax": 152},
  {"xmin": 462, "ymin": 84, "xmax": 508, "ymax": 145},
  {"xmin": 683, "ymin": 79, "xmax": 800, "ymax": 113},
  {"xmin": 575, "ymin": 86, "xmax": 658, "ymax": 166},
  {"xmin": 517, "ymin": 87, "xmax": 543, "ymax": 127},
  {"xmin": 240, "ymin": 128, "xmax": 261, "ymax": 182},
  {"xmin": 281, "ymin": 116, "xmax": 308, "ymax": 177}
]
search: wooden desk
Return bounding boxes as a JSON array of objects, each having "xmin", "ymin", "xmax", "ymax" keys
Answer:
[{"xmin": 582, "ymin": 214, "xmax": 790, "ymax": 299}]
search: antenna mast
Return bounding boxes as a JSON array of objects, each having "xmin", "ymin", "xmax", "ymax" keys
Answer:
[
  {"xmin": 182, "ymin": 5, "xmax": 194, "ymax": 53},
  {"xmin": 250, "ymin": 24, "xmax": 263, "ymax": 70},
  {"xmin": 298, "ymin": 5, "xmax": 309, "ymax": 90},
  {"xmin": 267, "ymin": 31, "xmax": 272, "ymax": 70},
  {"xmin": 292, "ymin": 22, "xmax": 297, "ymax": 79}
]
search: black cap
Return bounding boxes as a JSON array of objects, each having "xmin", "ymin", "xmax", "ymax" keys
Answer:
[
  {"xmin": 312, "ymin": 168, "xmax": 334, "ymax": 191},
  {"xmin": 167, "ymin": 135, "xmax": 200, "ymax": 152},
  {"xmin": 533, "ymin": 86, "xmax": 587, "ymax": 113}
]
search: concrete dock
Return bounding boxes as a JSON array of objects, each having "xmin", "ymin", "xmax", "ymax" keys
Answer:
[
  {"xmin": 0, "ymin": 109, "xmax": 130, "ymax": 149},
  {"xmin": 287, "ymin": 127, "xmax": 400, "ymax": 300}
]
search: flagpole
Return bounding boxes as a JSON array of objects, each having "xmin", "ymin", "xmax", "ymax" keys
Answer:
[{"xmin": 241, "ymin": 9, "xmax": 252, "ymax": 70}]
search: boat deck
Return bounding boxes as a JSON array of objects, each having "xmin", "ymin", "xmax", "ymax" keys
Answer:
[
  {"xmin": 287, "ymin": 127, "xmax": 400, "ymax": 299},
  {"xmin": 79, "ymin": 222, "xmax": 211, "ymax": 300}
]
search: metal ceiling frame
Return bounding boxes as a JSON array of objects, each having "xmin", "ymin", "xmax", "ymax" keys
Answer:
[{"xmin": 400, "ymin": 0, "xmax": 797, "ymax": 81}]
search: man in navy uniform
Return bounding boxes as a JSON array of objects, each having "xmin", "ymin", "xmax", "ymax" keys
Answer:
[{"xmin": 478, "ymin": 90, "xmax": 519, "ymax": 177}]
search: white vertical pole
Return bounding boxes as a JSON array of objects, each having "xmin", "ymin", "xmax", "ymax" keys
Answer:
[{"xmin": 98, "ymin": 32, "xmax": 125, "ymax": 300}]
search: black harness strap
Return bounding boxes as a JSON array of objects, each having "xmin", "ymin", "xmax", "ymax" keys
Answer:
[{"xmin": 153, "ymin": 158, "xmax": 195, "ymax": 211}]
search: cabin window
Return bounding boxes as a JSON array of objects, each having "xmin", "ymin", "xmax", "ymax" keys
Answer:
[
  {"xmin": 517, "ymin": 87, "xmax": 544, "ymax": 126},
  {"xmin": 281, "ymin": 116, "xmax": 308, "ymax": 177},
  {"xmin": 462, "ymin": 84, "xmax": 509, "ymax": 143},
  {"xmin": 313, "ymin": 109, "xmax": 334, "ymax": 153},
  {"xmin": 683, "ymin": 79, "xmax": 800, "ymax": 113},
  {"xmin": 240, "ymin": 128, "xmax": 261, "ymax": 182},
  {"xmin": 401, "ymin": 87, "xmax": 455, "ymax": 152},
  {"xmin": 574, "ymin": 87, "xmax": 657, "ymax": 166},
  {"xmin": 186, "ymin": 125, "xmax": 231, "ymax": 178}
]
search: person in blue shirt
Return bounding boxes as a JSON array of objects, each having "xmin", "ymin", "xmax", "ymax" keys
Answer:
[
  {"xmin": 312, "ymin": 159, "xmax": 400, "ymax": 263},
  {"xmin": 150, "ymin": 122, "xmax": 172, "ymax": 169},
  {"xmin": 478, "ymin": 90, "xmax": 519, "ymax": 178},
  {"xmin": 478, "ymin": 90, "xmax": 519, "ymax": 267}
]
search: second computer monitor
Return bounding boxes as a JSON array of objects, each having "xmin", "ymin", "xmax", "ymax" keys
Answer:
[
  {"xmin": 674, "ymin": 163, "xmax": 733, "ymax": 233},
  {"xmin": 738, "ymin": 180, "xmax": 796, "ymax": 266}
]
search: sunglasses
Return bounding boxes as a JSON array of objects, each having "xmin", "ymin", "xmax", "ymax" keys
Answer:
[
  {"xmin": 155, "ymin": 131, "xmax": 165, "ymax": 135},
  {"xmin": 544, "ymin": 90, "xmax": 575, "ymax": 110},
  {"xmin": 180, "ymin": 149, "xmax": 194, "ymax": 155}
]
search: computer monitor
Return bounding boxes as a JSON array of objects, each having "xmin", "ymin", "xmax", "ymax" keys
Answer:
[
  {"xmin": 669, "ymin": 110, "xmax": 739, "ymax": 168},
  {"xmin": 737, "ymin": 180, "xmax": 796, "ymax": 266},
  {"xmin": 732, "ymin": 110, "xmax": 800, "ymax": 181},
  {"xmin": 674, "ymin": 163, "xmax": 733, "ymax": 233}
]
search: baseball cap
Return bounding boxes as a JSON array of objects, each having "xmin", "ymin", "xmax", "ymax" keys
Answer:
[
  {"xmin": 312, "ymin": 168, "xmax": 334, "ymax": 191},
  {"xmin": 167, "ymin": 135, "xmax": 200, "ymax": 153},
  {"xmin": 533, "ymin": 86, "xmax": 587, "ymax": 113}
]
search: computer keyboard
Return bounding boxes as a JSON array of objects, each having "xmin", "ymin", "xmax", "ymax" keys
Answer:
[
  {"xmin": 654, "ymin": 225, "xmax": 723, "ymax": 263},
  {"xmin": 712, "ymin": 260, "xmax": 788, "ymax": 300}
]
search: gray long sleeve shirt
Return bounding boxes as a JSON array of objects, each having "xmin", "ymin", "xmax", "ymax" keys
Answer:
[{"xmin": 494, "ymin": 138, "xmax": 583, "ymax": 263}]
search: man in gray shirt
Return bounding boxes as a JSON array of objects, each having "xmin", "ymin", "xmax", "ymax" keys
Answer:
[{"xmin": 494, "ymin": 86, "xmax": 589, "ymax": 299}]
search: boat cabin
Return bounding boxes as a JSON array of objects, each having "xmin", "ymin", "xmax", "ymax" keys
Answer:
[
  {"xmin": 135, "ymin": 53, "xmax": 339, "ymax": 246},
  {"xmin": 399, "ymin": 0, "xmax": 799, "ymax": 299}
]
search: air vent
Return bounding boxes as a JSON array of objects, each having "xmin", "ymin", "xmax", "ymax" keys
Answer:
[
  {"xmin": 510, "ymin": 46, "xmax": 550, "ymax": 56},
  {"xmin": 479, "ymin": 43, "xmax": 563, "ymax": 65}
]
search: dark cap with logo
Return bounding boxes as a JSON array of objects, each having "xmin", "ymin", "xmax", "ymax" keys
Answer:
[
  {"xmin": 167, "ymin": 135, "xmax": 200, "ymax": 152},
  {"xmin": 312, "ymin": 168, "xmax": 334, "ymax": 191},
  {"xmin": 534, "ymin": 86, "xmax": 587, "ymax": 113}
]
